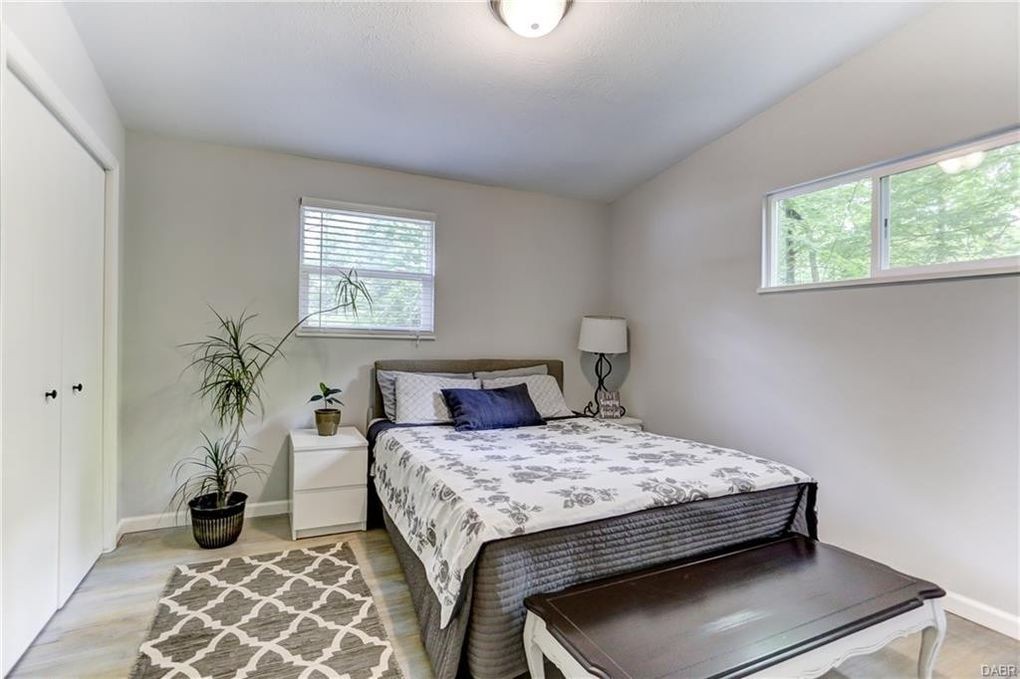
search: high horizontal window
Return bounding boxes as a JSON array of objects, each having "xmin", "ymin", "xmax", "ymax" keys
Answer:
[
  {"xmin": 299, "ymin": 198, "xmax": 436, "ymax": 338},
  {"xmin": 762, "ymin": 129, "xmax": 1019, "ymax": 291}
]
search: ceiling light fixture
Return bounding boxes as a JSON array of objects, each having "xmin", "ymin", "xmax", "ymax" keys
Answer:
[
  {"xmin": 937, "ymin": 151, "xmax": 986, "ymax": 175},
  {"xmin": 491, "ymin": 0, "xmax": 571, "ymax": 38}
]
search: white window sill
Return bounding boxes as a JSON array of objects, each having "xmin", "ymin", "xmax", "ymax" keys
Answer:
[
  {"xmin": 296, "ymin": 329, "xmax": 436, "ymax": 340},
  {"xmin": 758, "ymin": 264, "xmax": 1019, "ymax": 294}
]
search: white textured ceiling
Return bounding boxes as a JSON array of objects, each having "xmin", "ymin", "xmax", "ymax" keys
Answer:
[{"xmin": 66, "ymin": 2, "xmax": 928, "ymax": 201}]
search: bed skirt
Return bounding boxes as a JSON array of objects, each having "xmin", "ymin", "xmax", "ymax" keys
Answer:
[{"xmin": 383, "ymin": 482, "xmax": 817, "ymax": 679}]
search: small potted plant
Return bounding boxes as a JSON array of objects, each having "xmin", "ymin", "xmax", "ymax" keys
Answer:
[
  {"xmin": 310, "ymin": 383, "xmax": 343, "ymax": 436},
  {"xmin": 175, "ymin": 270, "xmax": 370, "ymax": 548}
]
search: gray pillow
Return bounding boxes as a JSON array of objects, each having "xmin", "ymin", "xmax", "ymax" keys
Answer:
[
  {"xmin": 481, "ymin": 375, "xmax": 573, "ymax": 418},
  {"xmin": 472, "ymin": 364, "xmax": 548, "ymax": 380},
  {"xmin": 377, "ymin": 370, "xmax": 472, "ymax": 421}
]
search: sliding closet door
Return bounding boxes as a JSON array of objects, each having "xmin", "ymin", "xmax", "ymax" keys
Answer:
[
  {"xmin": 1, "ymin": 74, "xmax": 66, "ymax": 674},
  {"xmin": 57, "ymin": 114, "xmax": 106, "ymax": 605},
  {"xmin": 2, "ymin": 70, "xmax": 106, "ymax": 671}
]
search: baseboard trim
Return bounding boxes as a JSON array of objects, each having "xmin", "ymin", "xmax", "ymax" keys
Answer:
[
  {"xmin": 115, "ymin": 500, "xmax": 290, "ymax": 544},
  {"xmin": 110, "ymin": 512, "xmax": 1020, "ymax": 640},
  {"xmin": 944, "ymin": 590, "xmax": 1019, "ymax": 640}
]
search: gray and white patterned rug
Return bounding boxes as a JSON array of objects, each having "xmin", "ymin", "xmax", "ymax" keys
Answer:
[{"xmin": 131, "ymin": 542, "xmax": 403, "ymax": 679}]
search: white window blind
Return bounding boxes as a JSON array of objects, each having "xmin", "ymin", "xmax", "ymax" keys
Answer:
[{"xmin": 299, "ymin": 198, "xmax": 436, "ymax": 337}]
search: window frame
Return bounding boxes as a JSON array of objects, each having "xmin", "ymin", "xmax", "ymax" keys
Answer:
[
  {"xmin": 296, "ymin": 197, "xmax": 437, "ymax": 340},
  {"xmin": 760, "ymin": 128, "xmax": 1020, "ymax": 293}
]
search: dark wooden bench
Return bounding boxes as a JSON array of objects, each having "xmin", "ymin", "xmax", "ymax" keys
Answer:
[{"xmin": 523, "ymin": 535, "xmax": 946, "ymax": 679}]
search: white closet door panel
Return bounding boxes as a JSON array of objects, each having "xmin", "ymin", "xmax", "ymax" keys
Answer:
[
  {"xmin": 1, "ymin": 74, "xmax": 65, "ymax": 675},
  {"xmin": 58, "ymin": 123, "xmax": 106, "ymax": 604}
]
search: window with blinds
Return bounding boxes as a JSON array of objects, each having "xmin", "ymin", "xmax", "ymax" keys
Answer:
[{"xmin": 299, "ymin": 198, "xmax": 436, "ymax": 337}]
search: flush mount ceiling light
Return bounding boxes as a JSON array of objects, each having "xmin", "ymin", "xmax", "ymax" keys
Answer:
[
  {"xmin": 491, "ymin": 0, "xmax": 572, "ymax": 38},
  {"xmin": 937, "ymin": 151, "xmax": 986, "ymax": 175}
]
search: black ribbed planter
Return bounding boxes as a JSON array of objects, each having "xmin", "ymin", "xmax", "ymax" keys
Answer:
[{"xmin": 188, "ymin": 491, "xmax": 247, "ymax": 549}]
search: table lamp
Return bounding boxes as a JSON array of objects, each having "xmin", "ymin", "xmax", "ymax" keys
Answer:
[{"xmin": 578, "ymin": 316, "xmax": 628, "ymax": 417}]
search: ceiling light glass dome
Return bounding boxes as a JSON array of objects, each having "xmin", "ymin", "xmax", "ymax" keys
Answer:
[{"xmin": 491, "ymin": 0, "xmax": 571, "ymax": 38}]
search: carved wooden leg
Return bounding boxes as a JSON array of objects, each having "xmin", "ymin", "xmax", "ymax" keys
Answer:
[
  {"xmin": 524, "ymin": 613, "xmax": 547, "ymax": 679},
  {"xmin": 918, "ymin": 601, "xmax": 947, "ymax": 679}
]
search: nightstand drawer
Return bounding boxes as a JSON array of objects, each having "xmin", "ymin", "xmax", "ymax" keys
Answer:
[
  {"xmin": 292, "ymin": 487, "xmax": 367, "ymax": 531},
  {"xmin": 292, "ymin": 447, "xmax": 367, "ymax": 491}
]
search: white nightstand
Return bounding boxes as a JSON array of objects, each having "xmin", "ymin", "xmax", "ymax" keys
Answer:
[
  {"xmin": 602, "ymin": 416, "xmax": 643, "ymax": 430},
  {"xmin": 289, "ymin": 426, "xmax": 368, "ymax": 540}
]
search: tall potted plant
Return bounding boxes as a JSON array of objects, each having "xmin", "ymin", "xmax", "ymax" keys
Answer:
[{"xmin": 173, "ymin": 270, "xmax": 370, "ymax": 548}]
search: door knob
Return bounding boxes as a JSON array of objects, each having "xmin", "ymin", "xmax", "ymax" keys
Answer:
[
  {"xmin": 72, "ymin": 383, "xmax": 83, "ymax": 393},
  {"xmin": 45, "ymin": 389, "xmax": 58, "ymax": 400}
]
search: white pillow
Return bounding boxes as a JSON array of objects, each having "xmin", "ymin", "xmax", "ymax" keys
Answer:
[
  {"xmin": 394, "ymin": 373, "xmax": 481, "ymax": 424},
  {"xmin": 481, "ymin": 375, "xmax": 573, "ymax": 419},
  {"xmin": 377, "ymin": 369, "xmax": 472, "ymax": 420},
  {"xmin": 473, "ymin": 364, "xmax": 548, "ymax": 380}
]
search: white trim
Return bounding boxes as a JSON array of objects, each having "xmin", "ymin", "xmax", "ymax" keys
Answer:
[
  {"xmin": 761, "ymin": 127, "xmax": 1020, "ymax": 292},
  {"xmin": 878, "ymin": 174, "xmax": 892, "ymax": 271},
  {"xmin": 115, "ymin": 500, "xmax": 291, "ymax": 544},
  {"xmin": 878, "ymin": 254, "xmax": 1020, "ymax": 279},
  {"xmin": 869, "ymin": 175, "xmax": 882, "ymax": 279},
  {"xmin": 0, "ymin": 28, "xmax": 122, "ymax": 553},
  {"xmin": 769, "ymin": 165, "xmax": 876, "ymax": 202},
  {"xmin": 758, "ymin": 263, "xmax": 1020, "ymax": 294},
  {"xmin": 296, "ymin": 329, "xmax": 437, "ymax": 341},
  {"xmin": 822, "ymin": 537, "xmax": 1019, "ymax": 641},
  {"xmin": 944, "ymin": 590, "xmax": 1020, "ymax": 640},
  {"xmin": 768, "ymin": 128, "xmax": 1019, "ymax": 200},
  {"xmin": 300, "ymin": 196, "xmax": 436, "ymax": 224},
  {"xmin": 0, "ymin": 25, "xmax": 7, "ymax": 674},
  {"xmin": 297, "ymin": 197, "xmax": 437, "ymax": 338}
]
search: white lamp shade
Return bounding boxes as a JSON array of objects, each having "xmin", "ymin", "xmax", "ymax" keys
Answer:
[{"xmin": 578, "ymin": 316, "xmax": 628, "ymax": 354}]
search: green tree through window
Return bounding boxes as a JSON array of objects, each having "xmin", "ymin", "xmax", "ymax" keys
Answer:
[
  {"xmin": 300, "ymin": 202, "xmax": 435, "ymax": 335},
  {"xmin": 767, "ymin": 135, "xmax": 1019, "ymax": 288},
  {"xmin": 776, "ymin": 179, "xmax": 872, "ymax": 285},
  {"xmin": 888, "ymin": 143, "xmax": 1019, "ymax": 268}
]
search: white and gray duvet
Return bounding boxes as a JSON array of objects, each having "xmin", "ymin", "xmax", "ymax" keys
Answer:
[{"xmin": 372, "ymin": 417, "xmax": 812, "ymax": 628}]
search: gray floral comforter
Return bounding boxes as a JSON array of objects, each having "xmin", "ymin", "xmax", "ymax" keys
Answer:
[{"xmin": 372, "ymin": 417, "xmax": 811, "ymax": 628}]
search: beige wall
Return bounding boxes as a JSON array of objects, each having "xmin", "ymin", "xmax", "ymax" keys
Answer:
[
  {"xmin": 122, "ymin": 131, "xmax": 609, "ymax": 518},
  {"xmin": 609, "ymin": 3, "xmax": 1019, "ymax": 624}
]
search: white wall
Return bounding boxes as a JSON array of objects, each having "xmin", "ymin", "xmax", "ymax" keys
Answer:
[
  {"xmin": 609, "ymin": 2, "xmax": 1019, "ymax": 630},
  {"xmin": 2, "ymin": 2, "xmax": 124, "ymax": 163},
  {"xmin": 36, "ymin": 0, "xmax": 1015, "ymax": 634},
  {"xmin": 122, "ymin": 131, "xmax": 609, "ymax": 519}
]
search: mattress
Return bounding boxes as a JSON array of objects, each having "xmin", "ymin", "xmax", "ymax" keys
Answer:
[
  {"xmin": 385, "ymin": 484, "xmax": 815, "ymax": 679},
  {"xmin": 368, "ymin": 419, "xmax": 817, "ymax": 679},
  {"xmin": 373, "ymin": 418, "xmax": 812, "ymax": 627}
]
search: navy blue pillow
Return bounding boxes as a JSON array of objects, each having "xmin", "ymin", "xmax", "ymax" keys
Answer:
[{"xmin": 441, "ymin": 384, "xmax": 544, "ymax": 432}]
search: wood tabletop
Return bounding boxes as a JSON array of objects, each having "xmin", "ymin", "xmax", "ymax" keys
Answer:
[{"xmin": 524, "ymin": 535, "xmax": 945, "ymax": 679}]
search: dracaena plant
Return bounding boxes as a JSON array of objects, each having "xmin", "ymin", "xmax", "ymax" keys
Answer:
[
  {"xmin": 172, "ymin": 270, "xmax": 370, "ymax": 511},
  {"xmin": 310, "ymin": 383, "xmax": 343, "ymax": 410}
]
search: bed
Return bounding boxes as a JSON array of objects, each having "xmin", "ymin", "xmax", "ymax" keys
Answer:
[{"xmin": 367, "ymin": 359, "xmax": 817, "ymax": 679}]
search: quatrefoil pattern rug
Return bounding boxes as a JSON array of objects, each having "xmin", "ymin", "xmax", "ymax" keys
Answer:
[{"xmin": 131, "ymin": 542, "xmax": 402, "ymax": 679}]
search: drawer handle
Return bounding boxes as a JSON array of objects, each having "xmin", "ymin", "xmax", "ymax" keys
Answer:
[
  {"xmin": 72, "ymin": 383, "xmax": 83, "ymax": 393},
  {"xmin": 45, "ymin": 389, "xmax": 58, "ymax": 400}
]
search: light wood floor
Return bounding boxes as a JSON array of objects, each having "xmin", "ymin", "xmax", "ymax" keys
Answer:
[{"xmin": 11, "ymin": 515, "xmax": 1018, "ymax": 678}]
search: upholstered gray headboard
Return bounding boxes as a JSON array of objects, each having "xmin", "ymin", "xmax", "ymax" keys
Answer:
[{"xmin": 370, "ymin": 358, "xmax": 564, "ymax": 421}]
